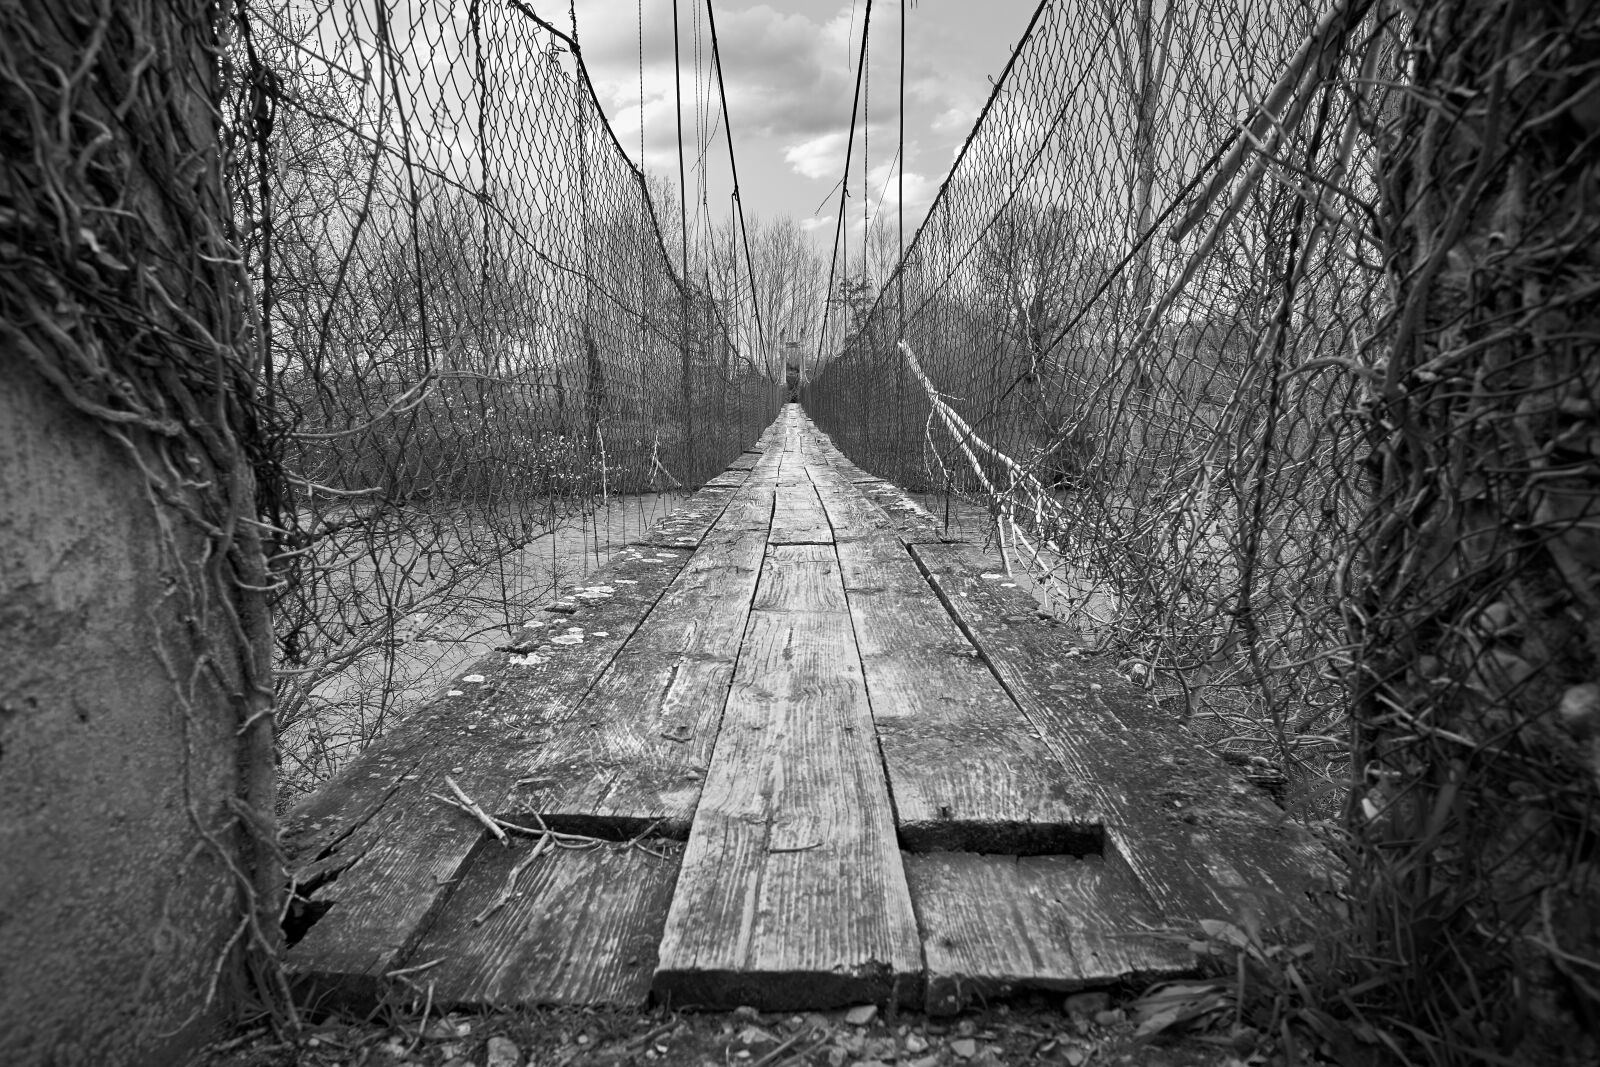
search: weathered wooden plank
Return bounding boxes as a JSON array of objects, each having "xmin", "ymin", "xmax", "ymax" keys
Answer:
[
  {"xmin": 755, "ymin": 418, "xmax": 785, "ymax": 448},
  {"xmin": 811, "ymin": 446, "xmax": 1157, "ymax": 1009},
  {"xmin": 281, "ymin": 453, "xmax": 766, "ymax": 1001},
  {"xmin": 909, "ymin": 542, "xmax": 1326, "ymax": 926},
  {"xmin": 808, "ymin": 479, "xmax": 894, "ymax": 542},
  {"xmin": 804, "ymin": 450, "xmax": 959, "ymax": 547},
  {"xmin": 817, "ymin": 450, "xmax": 876, "ymax": 482},
  {"xmin": 283, "ymin": 551, "xmax": 687, "ymax": 1001},
  {"xmin": 700, "ymin": 483, "xmax": 777, "ymax": 538},
  {"xmin": 504, "ymin": 654, "xmax": 725, "ymax": 827},
  {"xmin": 904, "ymin": 852, "xmax": 1192, "ymax": 1014},
  {"xmin": 501, "ymin": 527, "xmax": 770, "ymax": 831},
  {"xmin": 828, "ymin": 534, "xmax": 1101, "ymax": 851},
  {"xmin": 654, "ymin": 599, "xmax": 922, "ymax": 1009},
  {"xmin": 284, "ymin": 547, "xmax": 693, "ymax": 842},
  {"xmin": 769, "ymin": 483, "xmax": 832, "ymax": 545},
  {"xmin": 411, "ymin": 841, "xmax": 683, "ymax": 1009},
  {"xmin": 631, "ymin": 488, "xmax": 737, "ymax": 548},
  {"xmin": 750, "ymin": 543, "xmax": 846, "ymax": 614},
  {"xmin": 811, "ymin": 476, "xmax": 957, "ymax": 548},
  {"xmin": 284, "ymin": 543, "xmax": 690, "ymax": 854}
]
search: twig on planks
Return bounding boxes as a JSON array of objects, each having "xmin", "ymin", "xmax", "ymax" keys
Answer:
[
  {"xmin": 491, "ymin": 813, "xmax": 611, "ymax": 849},
  {"xmin": 441, "ymin": 775, "xmax": 508, "ymax": 846},
  {"xmin": 471, "ymin": 834, "xmax": 554, "ymax": 926},
  {"xmin": 430, "ymin": 793, "xmax": 678, "ymax": 858},
  {"xmin": 385, "ymin": 956, "xmax": 446, "ymax": 979}
]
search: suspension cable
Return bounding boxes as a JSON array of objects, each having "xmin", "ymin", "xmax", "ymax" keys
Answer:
[
  {"xmin": 817, "ymin": 0, "xmax": 873, "ymax": 373},
  {"xmin": 862, "ymin": 10, "xmax": 869, "ymax": 266},
  {"xmin": 703, "ymin": 0, "xmax": 767, "ymax": 358},
  {"xmin": 897, "ymin": 0, "xmax": 905, "ymax": 341},
  {"xmin": 673, "ymin": 0, "xmax": 689, "ymax": 283}
]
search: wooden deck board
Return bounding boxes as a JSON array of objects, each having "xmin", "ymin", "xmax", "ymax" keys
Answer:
[
  {"xmin": 769, "ymin": 483, "xmax": 833, "ymax": 545},
  {"xmin": 832, "ymin": 534, "xmax": 1101, "ymax": 852},
  {"xmin": 501, "ymin": 525, "xmax": 770, "ymax": 831},
  {"xmin": 653, "ymin": 543, "xmax": 922, "ymax": 1009},
  {"xmin": 905, "ymin": 852, "xmax": 1192, "ymax": 1013},
  {"xmin": 811, "ymin": 454, "xmax": 1099, "ymax": 842},
  {"xmin": 284, "ymin": 551, "xmax": 690, "ymax": 998},
  {"xmin": 750, "ymin": 543, "xmax": 848, "ymax": 614},
  {"xmin": 811, "ymin": 458, "xmax": 1129, "ymax": 1010},
  {"xmin": 809, "ymin": 478, "xmax": 897, "ymax": 542},
  {"xmin": 632, "ymin": 489, "xmax": 740, "ymax": 547},
  {"xmin": 910, "ymin": 541, "xmax": 1325, "ymax": 926},
  {"xmin": 653, "ymin": 614, "xmax": 923, "ymax": 1009},
  {"xmin": 410, "ymin": 842, "xmax": 682, "ymax": 1009},
  {"xmin": 281, "ymin": 478, "xmax": 749, "ymax": 1001},
  {"xmin": 397, "ymin": 463, "xmax": 781, "ymax": 1006},
  {"xmin": 804, "ymin": 440, "xmax": 960, "ymax": 544}
]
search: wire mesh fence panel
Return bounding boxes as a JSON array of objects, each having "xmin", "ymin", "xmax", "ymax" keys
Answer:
[
  {"xmin": 808, "ymin": 0, "xmax": 1600, "ymax": 1053},
  {"xmin": 225, "ymin": 0, "xmax": 780, "ymax": 798},
  {"xmin": 806, "ymin": 0, "xmax": 1391, "ymax": 797}
]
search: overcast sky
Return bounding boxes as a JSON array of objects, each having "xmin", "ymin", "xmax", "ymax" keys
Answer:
[{"xmin": 560, "ymin": 0, "xmax": 1041, "ymax": 255}]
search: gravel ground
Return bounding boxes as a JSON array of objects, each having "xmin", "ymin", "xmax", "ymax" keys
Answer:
[{"xmin": 192, "ymin": 990, "xmax": 1275, "ymax": 1067}]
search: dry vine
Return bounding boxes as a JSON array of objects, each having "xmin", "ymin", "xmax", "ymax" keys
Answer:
[{"xmin": 1, "ymin": 0, "xmax": 292, "ymax": 1036}]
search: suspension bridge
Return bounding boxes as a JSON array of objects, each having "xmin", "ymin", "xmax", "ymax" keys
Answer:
[
  {"xmin": 5, "ymin": 0, "xmax": 1595, "ymax": 1060},
  {"xmin": 244, "ymin": 0, "xmax": 1368, "ymax": 1016}
]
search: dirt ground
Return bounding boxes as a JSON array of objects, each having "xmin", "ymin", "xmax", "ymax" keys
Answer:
[{"xmin": 193, "ymin": 989, "xmax": 1276, "ymax": 1067}]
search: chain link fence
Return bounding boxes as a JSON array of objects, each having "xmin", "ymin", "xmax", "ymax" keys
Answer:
[
  {"xmin": 807, "ymin": 0, "xmax": 1385, "ymax": 797},
  {"xmin": 812, "ymin": 0, "xmax": 1388, "ymax": 799},
  {"xmin": 805, "ymin": 0, "xmax": 1599, "ymax": 1057},
  {"xmin": 225, "ymin": 0, "xmax": 780, "ymax": 798}
]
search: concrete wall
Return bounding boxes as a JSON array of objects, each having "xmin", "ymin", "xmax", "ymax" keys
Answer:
[
  {"xmin": 0, "ymin": 2, "xmax": 266, "ymax": 1062},
  {"xmin": 0, "ymin": 364, "xmax": 246, "ymax": 1066}
]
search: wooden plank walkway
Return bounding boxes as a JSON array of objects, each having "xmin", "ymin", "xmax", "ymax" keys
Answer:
[{"xmin": 282, "ymin": 406, "xmax": 1323, "ymax": 1014}]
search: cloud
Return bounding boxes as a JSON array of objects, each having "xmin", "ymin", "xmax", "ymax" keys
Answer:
[
  {"xmin": 696, "ymin": 5, "xmax": 887, "ymax": 142},
  {"xmin": 550, "ymin": 0, "xmax": 1041, "ymax": 226},
  {"xmin": 574, "ymin": 2, "xmax": 908, "ymax": 153},
  {"xmin": 799, "ymin": 214, "xmax": 834, "ymax": 233},
  {"xmin": 783, "ymin": 131, "xmax": 849, "ymax": 180},
  {"xmin": 863, "ymin": 159, "xmax": 938, "ymax": 218},
  {"xmin": 931, "ymin": 106, "xmax": 973, "ymax": 134}
]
